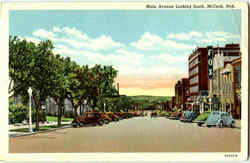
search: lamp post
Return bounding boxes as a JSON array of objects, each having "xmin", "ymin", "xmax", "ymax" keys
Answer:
[
  {"xmin": 84, "ymin": 100, "xmax": 87, "ymax": 112},
  {"xmin": 209, "ymin": 97, "xmax": 212, "ymax": 111},
  {"xmin": 104, "ymin": 103, "xmax": 106, "ymax": 112},
  {"xmin": 28, "ymin": 87, "xmax": 33, "ymax": 133}
]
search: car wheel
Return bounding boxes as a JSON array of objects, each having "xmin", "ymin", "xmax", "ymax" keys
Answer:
[
  {"xmin": 207, "ymin": 125, "xmax": 211, "ymax": 128},
  {"xmin": 218, "ymin": 121, "xmax": 224, "ymax": 128},
  {"xmin": 98, "ymin": 120, "xmax": 104, "ymax": 126},
  {"xmin": 197, "ymin": 123, "xmax": 202, "ymax": 127},
  {"xmin": 79, "ymin": 122, "xmax": 84, "ymax": 127},
  {"xmin": 72, "ymin": 123, "xmax": 77, "ymax": 128}
]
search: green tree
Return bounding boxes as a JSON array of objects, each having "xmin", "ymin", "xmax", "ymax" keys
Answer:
[
  {"xmin": 9, "ymin": 36, "xmax": 58, "ymax": 130},
  {"xmin": 89, "ymin": 65, "xmax": 118, "ymax": 111},
  {"xmin": 49, "ymin": 55, "xmax": 71, "ymax": 126}
]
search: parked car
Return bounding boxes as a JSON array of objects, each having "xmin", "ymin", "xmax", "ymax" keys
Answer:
[
  {"xmin": 99, "ymin": 112, "xmax": 113, "ymax": 123},
  {"xmin": 151, "ymin": 111, "xmax": 157, "ymax": 118},
  {"xmin": 134, "ymin": 110, "xmax": 144, "ymax": 117},
  {"xmin": 119, "ymin": 111, "xmax": 132, "ymax": 119},
  {"xmin": 180, "ymin": 111, "xmax": 199, "ymax": 123},
  {"xmin": 158, "ymin": 111, "xmax": 169, "ymax": 117},
  {"xmin": 193, "ymin": 111, "xmax": 211, "ymax": 126},
  {"xmin": 72, "ymin": 112, "xmax": 108, "ymax": 127},
  {"xmin": 168, "ymin": 111, "xmax": 182, "ymax": 120},
  {"xmin": 104, "ymin": 112, "xmax": 120, "ymax": 121},
  {"xmin": 205, "ymin": 111, "xmax": 235, "ymax": 128}
]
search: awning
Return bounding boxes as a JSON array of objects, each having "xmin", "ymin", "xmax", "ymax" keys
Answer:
[{"xmin": 221, "ymin": 69, "xmax": 231, "ymax": 74}]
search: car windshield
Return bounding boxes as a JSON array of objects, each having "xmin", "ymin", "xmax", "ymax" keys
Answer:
[
  {"xmin": 87, "ymin": 113, "xmax": 95, "ymax": 117},
  {"xmin": 212, "ymin": 112, "xmax": 220, "ymax": 115}
]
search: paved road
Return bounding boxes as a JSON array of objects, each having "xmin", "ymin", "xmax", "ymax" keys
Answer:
[{"xmin": 9, "ymin": 117, "xmax": 240, "ymax": 153}]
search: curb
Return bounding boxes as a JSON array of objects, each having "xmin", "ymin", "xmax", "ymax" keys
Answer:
[{"xmin": 9, "ymin": 125, "xmax": 72, "ymax": 138}]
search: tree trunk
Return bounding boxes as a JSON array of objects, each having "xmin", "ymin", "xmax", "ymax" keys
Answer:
[
  {"xmin": 73, "ymin": 105, "xmax": 78, "ymax": 120},
  {"xmin": 55, "ymin": 97, "xmax": 62, "ymax": 127},
  {"xmin": 69, "ymin": 97, "xmax": 78, "ymax": 120},
  {"xmin": 33, "ymin": 95, "xmax": 40, "ymax": 130},
  {"xmin": 93, "ymin": 97, "xmax": 97, "ymax": 111}
]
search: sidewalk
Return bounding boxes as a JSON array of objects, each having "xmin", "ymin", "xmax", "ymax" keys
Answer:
[
  {"xmin": 234, "ymin": 120, "xmax": 241, "ymax": 129},
  {"xmin": 9, "ymin": 121, "xmax": 71, "ymax": 137}
]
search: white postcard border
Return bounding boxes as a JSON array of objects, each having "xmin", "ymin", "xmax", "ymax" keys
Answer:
[{"xmin": 0, "ymin": 2, "xmax": 248, "ymax": 161}]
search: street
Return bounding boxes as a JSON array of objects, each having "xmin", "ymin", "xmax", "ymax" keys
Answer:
[{"xmin": 9, "ymin": 116, "xmax": 240, "ymax": 153}]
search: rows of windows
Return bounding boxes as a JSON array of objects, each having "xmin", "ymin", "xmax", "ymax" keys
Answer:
[
  {"xmin": 189, "ymin": 67, "xmax": 198, "ymax": 76},
  {"xmin": 236, "ymin": 67, "xmax": 241, "ymax": 88},
  {"xmin": 190, "ymin": 85, "xmax": 199, "ymax": 93},
  {"xmin": 224, "ymin": 49, "xmax": 240, "ymax": 53},
  {"xmin": 190, "ymin": 76, "xmax": 198, "ymax": 85},
  {"xmin": 223, "ymin": 53, "xmax": 241, "ymax": 57},
  {"xmin": 189, "ymin": 57, "xmax": 198, "ymax": 68},
  {"xmin": 221, "ymin": 82, "xmax": 233, "ymax": 93}
]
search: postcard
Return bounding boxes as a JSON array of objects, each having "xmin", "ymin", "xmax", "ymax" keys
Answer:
[{"xmin": 0, "ymin": 1, "xmax": 248, "ymax": 162}]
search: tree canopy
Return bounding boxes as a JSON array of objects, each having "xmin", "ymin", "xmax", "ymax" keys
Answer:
[{"xmin": 9, "ymin": 36, "xmax": 119, "ymax": 128}]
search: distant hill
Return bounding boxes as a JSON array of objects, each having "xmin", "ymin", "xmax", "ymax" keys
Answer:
[
  {"xmin": 128, "ymin": 95, "xmax": 172, "ymax": 110},
  {"xmin": 129, "ymin": 95, "xmax": 171, "ymax": 102}
]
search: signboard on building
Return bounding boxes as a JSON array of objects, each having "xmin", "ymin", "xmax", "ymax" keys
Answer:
[{"xmin": 207, "ymin": 46, "xmax": 213, "ymax": 79}]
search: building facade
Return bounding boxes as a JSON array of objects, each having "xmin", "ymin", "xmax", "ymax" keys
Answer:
[
  {"xmin": 220, "ymin": 63, "xmax": 234, "ymax": 113},
  {"xmin": 188, "ymin": 48, "xmax": 209, "ymax": 111},
  {"xmin": 171, "ymin": 96, "xmax": 176, "ymax": 109},
  {"xmin": 210, "ymin": 44, "xmax": 241, "ymax": 117},
  {"xmin": 174, "ymin": 78, "xmax": 189, "ymax": 110},
  {"xmin": 232, "ymin": 57, "xmax": 241, "ymax": 119},
  {"xmin": 175, "ymin": 81, "xmax": 181, "ymax": 109}
]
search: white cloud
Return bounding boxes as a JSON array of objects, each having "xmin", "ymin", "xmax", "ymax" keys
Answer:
[
  {"xmin": 61, "ymin": 27, "xmax": 89, "ymax": 40},
  {"xmin": 131, "ymin": 32, "xmax": 195, "ymax": 50},
  {"xmin": 53, "ymin": 44, "xmax": 81, "ymax": 56},
  {"xmin": 53, "ymin": 44, "xmax": 144, "ymax": 66},
  {"xmin": 168, "ymin": 31, "xmax": 202, "ymax": 40},
  {"xmin": 52, "ymin": 27, "xmax": 61, "ymax": 33},
  {"xmin": 201, "ymin": 31, "xmax": 240, "ymax": 43},
  {"xmin": 131, "ymin": 32, "xmax": 163, "ymax": 50},
  {"xmin": 163, "ymin": 40, "xmax": 195, "ymax": 49},
  {"xmin": 19, "ymin": 36, "xmax": 41, "ymax": 45},
  {"xmin": 33, "ymin": 29, "xmax": 56, "ymax": 39},
  {"xmin": 30, "ymin": 28, "xmax": 191, "ymax": 78},
  {"xmin": 87, "ymin": 35, "xmax": 124, "ymax": 50},
  {"xmin": 150, "ymin": 53, "xmax": 188, "ymax": 63},
  {"xmin": 167, "ymin": 31, "xmax": 240, "ymax": 44},
  {"xmin": 32, "ymin": 27, "xmax": 124, "ymax": 51}
]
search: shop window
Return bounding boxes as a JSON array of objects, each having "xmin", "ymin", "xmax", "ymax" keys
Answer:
[{"xmin": 236, "ymin": 67, "xmax": 241, "ymax": 88}]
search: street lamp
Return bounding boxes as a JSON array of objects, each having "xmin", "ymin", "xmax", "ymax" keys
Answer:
[
  {"xmin": 84, "ymin": 100, "xmax": 87, "ymax": 112},
  {"xmin": 209, "ymin": 97, "xmax": 212, "ymax": 111},
  {"xmin": 28, "ymin": 87, "xmax": 33, "ymax": 133},
  {"xmin": 104, "ymin": 103, "xmax": 106, "ymax": 112}
]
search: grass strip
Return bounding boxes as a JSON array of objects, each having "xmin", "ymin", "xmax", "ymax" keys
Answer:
[
  {"xmin": 46, "ymin": 116, "xmax": 73, "ymax": 122},
  {"xmin": 10, "ymin": 124, "xmax": 69, "ymax": 132}
]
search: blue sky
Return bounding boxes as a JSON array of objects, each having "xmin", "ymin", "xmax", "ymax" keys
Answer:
[{"xmin": 9, "ymin": 10, "xmax": 241, "ymax": 96}]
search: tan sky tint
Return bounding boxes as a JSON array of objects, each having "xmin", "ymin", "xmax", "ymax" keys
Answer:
[{"xmin": 116, "ymin": 74, "xmax": 188, "ymax": 96}]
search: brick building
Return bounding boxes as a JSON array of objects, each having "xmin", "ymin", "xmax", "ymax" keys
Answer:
[
  {"xmin": 175, "ymin": 81, "xmax": 181, "ymax": 108},
  {"xmin": 188, "ymin": 48, "xmax": 209, "ymax": 111},
  {"xmin": 174, "ymin": 78, "xmax": 189, "ymax": 110},
  {"xmin": 171, "ymin": 96, "xmax": 176, "ymax": 109},
  {"xmin": 232, "ymin": 57, "xmax": 241, "ymax": 119}
]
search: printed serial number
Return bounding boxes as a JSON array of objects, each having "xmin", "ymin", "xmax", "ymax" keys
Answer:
[{"xmin": 225, "ymin": 154, "xmax": 238, "ymax": 158}]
